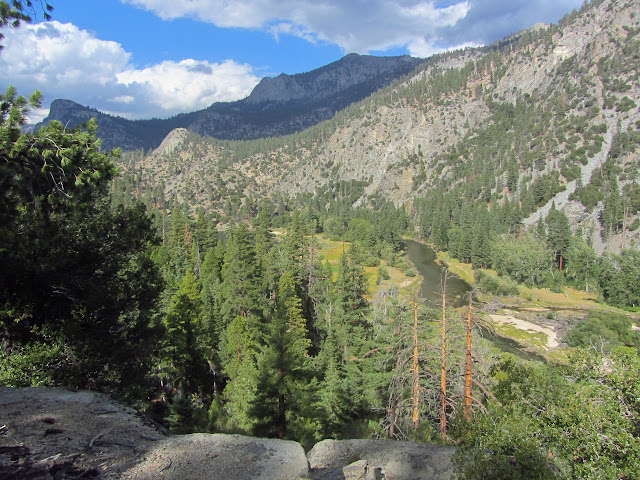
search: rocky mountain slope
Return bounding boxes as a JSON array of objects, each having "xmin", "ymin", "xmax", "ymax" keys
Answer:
[
  {"xmin": 0, "ymin": 387, "xmax": 456, "ymax": 480},
  {"xmin": 124, "ymin": 0, "xmax": 640, "ymax": 253},
  {"xmin": 37, "ymin": 54, "xmax": 422, "ymax": 152}
]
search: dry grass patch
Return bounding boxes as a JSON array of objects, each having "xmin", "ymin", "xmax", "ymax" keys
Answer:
[
  {"xmin": 435, "ymin": 250, "xmax": 474, "ymax": 285},
  {"xmin": 315, "ymin": 235, "xmax": 419, "ymax": 297}
]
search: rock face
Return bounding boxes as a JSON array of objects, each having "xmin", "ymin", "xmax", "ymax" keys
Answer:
[
  {"xmin": 246, "ymin": 54, "xmax": 419, "ymax": 105},
  {"xmin": 0, "ymin": 386, "xmax": 168, "ymax": 478},
  {"xmin": 0, "ymin": 387, "xmax": 457, "ymax": 480},
  {"xmin": 307, "ymin": 439, "xmax": 457, "ymax": 480},
  {"xmin": 153, "ymin": 128, "xmax": 189, "ymax": 157}
]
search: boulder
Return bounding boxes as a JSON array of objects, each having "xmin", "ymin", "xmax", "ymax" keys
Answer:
[
  {"xmin": 124, "ymin": 433, "xmax": 309, "ymax": 480},
  {"xmin": 1, "ymin": 387, "xmax": 457, "ymax": 480},
  {"xmin": 307, "ymin": 439, "xmax": 456, "ymax": 480}
]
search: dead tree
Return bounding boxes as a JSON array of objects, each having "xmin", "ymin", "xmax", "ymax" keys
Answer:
[
  {"xmin": 464, "ymin": 290, "xmax": 473, "ymax": 421},
  {"xmin": 439, "ymin": 269, "xmax": 448, "ymax": 441},
  {"xmin": 381, "ymin": 288, "xmax": 435, "ymax": 439},
  {"xmin": 412, "ymin": 294, "xmax": 421, "ymax": 429}
]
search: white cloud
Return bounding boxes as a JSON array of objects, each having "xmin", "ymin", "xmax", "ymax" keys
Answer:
[
  {"xmin": 408, "ymin": 39, "xmax": 480, "ymax": 59},
  {"xmin": 123, "ymin": 0, "xmax": 474, "ymax": 54},
  {"xmin": 110, "ymin": 95, "xmax": 135, "ymax": 104},
  {"xmin": 123, "ymin": 0, "xmax": 582, "ymax": 54},
  {"xmin": 0, "ymin": 21, "xmax": 260, "ymax": 121},
  {"xmin": 0, "ymin": 21, "xmax": 129, "ymax": 88},
  {"xmin": 116, "ymin": 59, "xmax": 259, "ymax": 114}
]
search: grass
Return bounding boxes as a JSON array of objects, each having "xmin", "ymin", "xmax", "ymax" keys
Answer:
[
  {"xmin": 433, "ymin": 251, "xmax": 630, "ymax": 317},
  {"xmin": 493, "ymin": 323, "xmax": 548, "ymax": 350},
  {"xmin": 489, "ymin": 315, "xmax": 571, "ymax": 363},
  {"xmin": 315, "ymin": 235, "xmax": 419, "ymax": 297},
  {"xmin": 435, "ymin": 250, "xmax": 475, "ymax": 285}
]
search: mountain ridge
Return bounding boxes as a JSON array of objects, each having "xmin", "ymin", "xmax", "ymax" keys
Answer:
[
  {"xmin": 37, "ymin": 53, "xmax": 423, "ymax": 151},
  {"xmin": 118, "ymin": 0, "xmax": 640, "ymax": 254}
]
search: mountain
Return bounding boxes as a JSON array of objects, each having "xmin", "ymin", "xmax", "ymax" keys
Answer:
[
  {"xmin": 120, "ymin": 0, "xmax": 640, "ymax": 254},
  {"xmin": 37, "ymin": 54, "xmax": 423, "ymax": 151}
]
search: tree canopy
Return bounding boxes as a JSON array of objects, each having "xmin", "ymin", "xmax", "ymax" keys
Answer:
[{"xmin": 0, "ymin": 87, "xmax": 163, "ymax": 394}]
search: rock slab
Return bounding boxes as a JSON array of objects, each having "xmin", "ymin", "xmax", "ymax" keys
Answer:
[
  {"xmin": 308, "ymin": 439, "xmax": 456, "ymax": 480},
  {"xmin": 1, "ymin": 387, "xmax": 457, "ymax": 479},
  {"xmin": 124, "ymin": 433, "xmax": 309, "ymax": 480}
]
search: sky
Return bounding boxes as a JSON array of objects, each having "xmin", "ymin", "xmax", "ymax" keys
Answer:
[{"xmin": 0, "ymin": 0, "xmax": 583, "ymax": 123}]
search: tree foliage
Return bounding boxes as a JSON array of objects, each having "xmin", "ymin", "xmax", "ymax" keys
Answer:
[{"xmin": 0, "ymin": 87, "xmax": 162, "ymax": 394}]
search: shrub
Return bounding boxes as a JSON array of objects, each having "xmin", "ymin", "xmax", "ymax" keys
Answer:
[
  {"xmin": 476, "ymin": 269, "xmax": 519, "ymax": 296},
  {"xmin": 564, "ymin": 312, "xmax": 637, "ymax": 350}
]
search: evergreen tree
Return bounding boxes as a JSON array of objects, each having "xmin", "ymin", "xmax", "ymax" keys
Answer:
[
  {"xmin": 315, "ymin": 330, "xmax": 361, "ymax": 438},
  {"xmin": 161, "ymin": 270, "xmax": 209, "ymax": 398},
  {"xmin": 546, "ymin": 206, "xmax": 572, "ymax": 271},
  {"xmin": 219, "ymin": 222, "xmax": 265, "ymax": 329},
  {"xmin": 603, "ymin": 175, "xmax": 621, "ymax": 237},
  {"xmin": 250, "ymin": 271, "xmax": 311, "ymax": 439},
  {"xmin": 220, "ymin": 315, "xmax": 259, "ymax": 432},
  {"xmin": 0, "ymin": 90, "xmax": 162, "ymax": 393},
  {"xmin": 334, "ymin": 248, "xmax": 371, "ymax": 346}
]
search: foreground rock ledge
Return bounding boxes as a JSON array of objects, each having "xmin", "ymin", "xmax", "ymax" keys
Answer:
[{"xmin": 0, "ymin": 387, "xmax": 455, "ymax": 479}]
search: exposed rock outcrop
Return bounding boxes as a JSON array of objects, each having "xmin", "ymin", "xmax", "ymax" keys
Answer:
[
  {"xmin": 0, "ymin": 387, "xmax": 457, "ymax": 480},
  {"xmin": 125, "ymin": 434, "xmax": 309, "ymax": 480},
  {"xmin": 0, "ymin": 387, "xmax": 167, "ymax": 478},
  {"xmin": 307, "ymin": 439, "xmax": 457, "ymax": 480}
]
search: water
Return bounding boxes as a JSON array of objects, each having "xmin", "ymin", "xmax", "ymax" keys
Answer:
[
  {"xmin": 404, "ymin": 239, "xmax": 471, "ymax": 308},
  {"xmin": 404, "ymin": 239, "xmax": 544, "ymax": 361}
]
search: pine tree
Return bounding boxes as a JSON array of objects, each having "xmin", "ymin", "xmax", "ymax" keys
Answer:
[
  {"xmin": 603, "ymin": 175, "xmax": 621, "ymax": 237},
  {"xmin": 334, "ymin": 248, "xmax": 371, "ymax": 346},
  {"xmin": 315, "ymin": 331, "xmax": 353, "ymax": 437},
  {"xmin": 161, "ymin": 270, "xmax": 210, "ymax": 398},
  {"xmin": 219, "ymin": 222, "xmax": 265, "ymax": 329},
  {"xmin": 220, "ymin": 314, "xmax": 259, "ymax": 432},
  {"xmin": 0, "ymin": 90, "xmax": 162, "ymax": 392},
  {"xmin": 250, "ymin": 271, "xmax": 311, "ymax": 439},
  {"xmin": 546, "ymin": 205, "xmax": 572, "ymax": 271}
]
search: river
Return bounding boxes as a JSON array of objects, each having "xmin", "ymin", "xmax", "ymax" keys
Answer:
[
  {"xmin": 404, "ymin": 239, "xmax": 546, "ymax": 361},
  {"xmin": 404, "ymin": 239, "xmax": 470, "ymax": 308}
]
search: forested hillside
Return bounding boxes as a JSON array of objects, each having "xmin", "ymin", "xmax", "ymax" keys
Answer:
[
  {"xmin": 120, "ymin": 0, "xmax": 640, "ymax": 255},
  {"xmin": 37, "ymin": 54, "xmax": 423, "ymax": 151}
]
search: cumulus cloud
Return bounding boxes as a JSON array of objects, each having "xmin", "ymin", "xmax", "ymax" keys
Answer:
[
  {"xmin": 438, "ymin": 0, "xmax": 584, "ymax": 47},
  {"xmin": 408, "ymin": 39, "xmax": 481, "ymax": 59},
  {"xmin": 122, "ymin": 0, "xmax": 582, "ymax": 55},
  {"xmin": 0, "ymin": 21, "xmax": 260, "ymax": 122},
  {"xmin": 116, "ymin": 59, "xmax": 260, "ymax": 114}
]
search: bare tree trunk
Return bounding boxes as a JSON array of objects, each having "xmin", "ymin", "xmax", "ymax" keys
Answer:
[
  {"xmin": 278, "ymin": 370, "xmax": 286, "ymax": 439},
  {"xmin": 622, "ymin": 203, "xmax": 629, "ymax": 249},
  {"xmin": 412, "ymin": 296, "xmax": 420, "ymax": 429},
  {"xmin": 464, "ymin": 292, "xmax": 473, "ymax": 422},
  {"xmin": 440, "ymin": 271, "xmax": 447, "ymax": 441}
]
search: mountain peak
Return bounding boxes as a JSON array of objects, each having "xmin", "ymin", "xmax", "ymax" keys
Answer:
[
  {"xmin": 245, "ymin": 73, "xmax": 306, "ymax": 104},
  {"xmin": 39, "ymin": 53, "xmax": 423, "ymax": 150},
  {"xmin": 245, "ymin": 53, "xmax": 422, "ymax": 105}
]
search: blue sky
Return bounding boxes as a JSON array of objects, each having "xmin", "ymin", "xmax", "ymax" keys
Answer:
[{"xmin": 0, "ymin": 0, "xmax": 583, "ymax": 122}]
